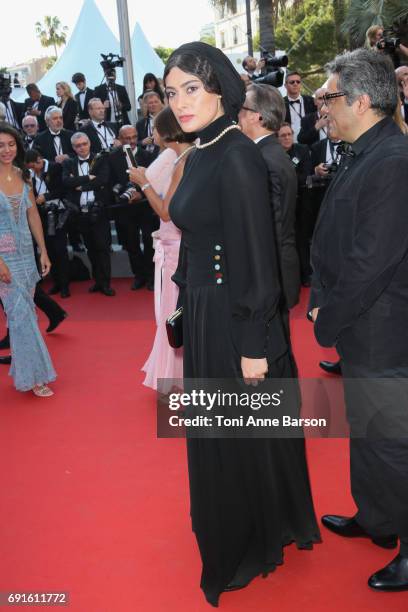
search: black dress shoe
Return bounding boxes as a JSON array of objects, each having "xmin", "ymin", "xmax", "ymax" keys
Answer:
[
  {"xmin": 368, "ymin": 555, "xmax": 408, "ymax": 591},
  {"xmin": 131, "ymin": 278, "xmax": 145, "ymax": 290},
  {"xmin": 101, "ymin": 286, "xmax": 116, "ymax": 297},
  {"xmin": 319, "ymin": 360, "xmax": 342, "ymax": 376},
  {"xmin": 46, "ymin": 311, "xmax": 68, "ymax": 333},
  {"xmin": 48, "ymin": 285, "xmax": 60, "ymax": 295},
  {"xmin": 322, "ymin": 515, "xmax": 398, "ymax": 549},
  {"xmin": 0, "ymin": 333, "xmax": 10, "ymax": 350},
  {"xmin": 0, "ymin": 355, "xmax": 11, "ymax": 365},
  {"xmin": 88, "ymin": 284, "xmax": 101, "ymax": 293},
  {"xmin": 60, "ymin": 287, "xmax": 70, "ymax": 299}
]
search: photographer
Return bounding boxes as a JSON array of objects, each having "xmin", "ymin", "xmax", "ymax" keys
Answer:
[
  {"xmin": 298, "ymin": 87, "xmax": 328, "ymax": 146},
  {"xmin": 22, "ymin": 115, "xmax": 39, "ymax": 150},
  {"xmin": 62, "ymin": 133, "xmax": 114, "ymax": 296},
  {"xmin": 33, "ymin": 106, "xmax": 74, "ymax": 163},
  {"xmin": 108, "ymin": 125, "xmax": 158, "ymax": 290},
  {"xmin": 94, "ymin": 67, "xmax": 131, "ymax": 126},
  {"xmin": 242, "ymin": 55, "xmax": 265, "ymax": 80},
  {"xmin": 81, "ymin": 97, "xmax": 119, "ymax": 154},
  {"xmin": 0, "ymin": 73, "xmax": 23, "ymax": 129},
  {"xmin": 23, "ymin": 83, "xmax": 55, "ymax": 132},
  {"xmin": 374, "ymin": 17, "xmax": 408, "ymax": 68},
  {"xmin": 26, "ymin": 149, "xmax": 70, "ymax": 298}
]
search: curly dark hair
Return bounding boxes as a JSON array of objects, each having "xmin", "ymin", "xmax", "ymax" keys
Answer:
[
  {"xmin": 163, "ymin": 52, "xmax": 221, "ymax": 96},
  {"xmin": 0, "ymin": 122, "xmax": 30, "ymax": 182}
]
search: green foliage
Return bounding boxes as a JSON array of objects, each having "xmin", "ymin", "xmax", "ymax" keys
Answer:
[
  {"xmin": 200, "ymin": 35, "xmax": 216, "ymax": 46},
  {"xmin": 342, "ymin": 0, "xmax": 408, "ymax": 47},
  {"xmin": 35, "ymin": 16, "xmax": 68, "ymax": 59},
  {"xmin": 275, "ymin": 0, "xmax": 337, "ymax": 89},
  {"xmin": 154, "ymin": 46, "xmax": 175, "ymax": 64}
]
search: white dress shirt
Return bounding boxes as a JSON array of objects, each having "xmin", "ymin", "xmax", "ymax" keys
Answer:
[
  {"xmin": 77, "ymin": 158, "xmax": 95, "ymax": 210},
  {"xmin": 92, "ymin": 120, "xmax": 115, "ymax": 150}
]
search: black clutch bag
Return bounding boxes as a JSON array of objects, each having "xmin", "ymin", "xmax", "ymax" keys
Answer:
[{"xmin": 166, "ymin": 306, "xmax": 183, "ymax": 348}]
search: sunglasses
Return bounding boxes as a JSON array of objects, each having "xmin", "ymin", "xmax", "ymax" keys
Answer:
[{"xmin": 287, "ymin": 80, "xmax": 301, "ymax": 85}]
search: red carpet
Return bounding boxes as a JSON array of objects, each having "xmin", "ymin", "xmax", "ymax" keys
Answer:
[{"xmin": 0, "ymin": 281, "xmax": 406, "ymax": 611}]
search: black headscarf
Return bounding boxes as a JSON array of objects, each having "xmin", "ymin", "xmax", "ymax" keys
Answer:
[{"xmin": 164, "ymin": 42, "xmax": 246, "ymax": 122}]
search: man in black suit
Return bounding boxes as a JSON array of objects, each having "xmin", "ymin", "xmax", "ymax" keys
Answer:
[
  {"xmin": 242, "ymin": 55, "xmax": 265, "ymax": 80},
  {"xmin": 81, "ymin": 98, "xmax": 119, "ymax": 154},
  {"xmin": 26, "ymin": 149, "xmax": 70, "ymax": 298},
  {"xmin": 33, "ymin": 106, "xmax": 74, "ymax": 163},
  {"xmin": 62, "ymin": 132, "xmax": 114, "ymax": 296},
  {"xmin": 395, "ymin": 65, "xmax": 408, "ymax": 124},
  {"xmin": 135, "ymin": 91, "xmax": 163, "ymax": 164},
  {"xmin": 94, "ymin": 68, "xmax": 131, "ymax": 125},
  {"xmin": 298, "ymin": 87, "xmax": 329, "ymax": 146},
  {"xmin": 239, "ymin": 84, "xmax": 300, "ymax": 308},
  {"xmin": 108, "ymin": 125, "xmax": 159, "ymax": 290},
  {"xmin": 0, "ymin": 77, "xmax": 23, "ymax": 129},
  {"xmin": 72, "ymin": 72, "xmax": 95, "ymax": 121},
  {"xmin": 284, "ymin": 71, "xmax": 315, "ymax": 142},
  {"xmin": 310, "ymin": 48, "xmax": 408, "ymax": 591},
  {"xmin": 22, "ymin": 115, "xmax": 39, "ymax": 149},
  {"xmin": 24, "ymin": 83, "xmax": 55, "ymax": 132}
]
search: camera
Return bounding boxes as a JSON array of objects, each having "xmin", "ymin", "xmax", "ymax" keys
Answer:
[
  {"xmin": 0, "ymin": 73, "xmax": 12, "ymax": 101},
  {"xmin": 376, "ymin": 15, "xmax": 408, "ymax": 52},
  {"xmin": 254, "ymin": 52, "xmax": 288, "ymax": 88},
  {"xmin": 323, "ymin": 162, "xmax": 338, "ymax": 175},
  {"xmin": 112, "ymin": 183, "xmax": 138, "ymax": 203},
  {"xmin": 44, "ymin": 201, "xmax": 61, "ymax": 236},
  {"xmin": 100, "ymin": 53, "xmax": 125, "ymax": 74}
]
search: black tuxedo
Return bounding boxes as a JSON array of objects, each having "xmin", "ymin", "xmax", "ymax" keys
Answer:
[
  {"xmin": 81, "ymin": 121, "xmax": 118, "ymax": 154},
  {"xmin": 108, "ymin": 146, "xmax": 159, "ymax": 283},
  {"xmin": 284, "ymin": 95, "xmax": 315, "ymax": 126},
  {"xmin": 93, "ymin": 83, "xmax": 131, "ymax": 124},
  {"xmin": 62, "ymin": 154, "xmax": 112, "ymax": 288},
  {"xmin": 33, "ymin": 128, "xmax": 74, "ymax": 162},
  {"xmin": 58, "ymin": 98, "xmax": 78, "ymax": 131},
  {"xmin": 286, "ymin": 143, "xmax": 312, "ymax": 187},
  {"xmin": 32, "ymin": 161, "xmax": 69, "ymax": 291},
  {"xmin": 135, "ymin": 116, "xmax": 160, "ymax": 164},
  {"xmin": 257, "ymin": 134, "xmax": 300, "ymax": 308},
  {"xmin": 298, "ymin": 111, "xmax": 328, "ymax": 146},
  {"xmin": 24, "ymin": 95, "xmax": 55, "ymax": 131},
  {"xmin": 3, "ymin": 99, "xmax": 24, "ymax": 129},
  {"xmin": 23, "ymin": 134, "xmax": 37, "ymax": 150},
  {"xmin": 75, "ymin": 87, "xmax": 95, "ymax": 120},
  {"xmin": 310, "ymin": 117, "xmax": 408, "ymax": 546}
]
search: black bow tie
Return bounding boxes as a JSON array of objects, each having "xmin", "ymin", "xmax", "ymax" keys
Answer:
[
  {"xmin": 25, "ymin": 136, "xmax": 33, "ymax": 142},
  {"xmin": 79, "ymin": 158, "xmax": 90, "ymax": 165},
  {"xmin": 336, "ymin": 143, "xmax": 355, "ymax": 158},
  {"xmin": 289, "ymin": 99, "xmax": 300, "ymax": 105},
  {"xmin": 51, "ymin": 132, "xmax": 61, "ymax": 137},
  {"xmin": 97, "ymin": 122, "xmax": 106, "ymax": 128}
]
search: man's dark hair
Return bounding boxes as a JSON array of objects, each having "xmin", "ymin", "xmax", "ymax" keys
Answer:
[
  {"xmin": 247, "ymin": 84, "xmax": 286, "ymax": 132},
  {"xmin": 285, "ymin": 71, "xmax": 301, "ymax": 82},
  {"xmin": 154, "ymin": 107, "xmax": 196, "ymax": 144},
  {"xmin": 163, "ymin": 53, "xmax": 221, "ymax": 96},
  {"xmin": 72, "ymin": 72, "xmax": 85, "ymax": 84},
  {"xmin": 326, "ymin": 48, "xmax": 398, "ymax": 117},
  {"xmin": 26, "ymin": 83, "xmax": 40, "ymax": 94},
  {"xmin": 25, "ymin": 148, "xmax": 42, "ymax": 164}
]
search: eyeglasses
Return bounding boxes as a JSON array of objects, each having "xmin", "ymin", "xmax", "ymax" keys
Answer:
[
  {"xmin": 287, "ymin": 80, "xmax": 301, "ymax": 85},
  {"xmin": 322, "ymin": 91, "xmax": 347, "ymax": 105}
]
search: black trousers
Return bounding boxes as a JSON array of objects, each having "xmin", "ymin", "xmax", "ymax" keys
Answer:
[
  {"xmin": 342, "ymin": 361, "xmax": 408, "ymax": 550},
  {"xmin": 296, "ymin": 187, "xmax": 325, "ymax": 280},
  {"xmin": 78, "ymin": 211, "xmax": 111, "ymax": 288},
  {"xmin": 115, "ymin": 203, "xmax": 159, "ymax": 281},
  {"xmin": 45, "ymin": 227, "xmax": 70, "ymax": 289}
]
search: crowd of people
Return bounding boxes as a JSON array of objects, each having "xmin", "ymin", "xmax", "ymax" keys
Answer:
[{"xmin": 1, "ymin": 21, "xmax": 408, "ymax": 607}]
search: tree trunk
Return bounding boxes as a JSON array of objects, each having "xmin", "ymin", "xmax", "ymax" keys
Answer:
[
  {"xmin": 53, "ymin": 42, "xmax": 58, "ymax": 59},
  {"xmin": 246, "ymin": 0, "xmax": 253, "ymax": 56},
  {"xmin": 258, "ymin": 0, "xmax": 275, "ymax": 55}
]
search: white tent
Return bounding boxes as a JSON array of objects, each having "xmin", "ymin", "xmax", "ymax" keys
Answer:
[
  {"xmin": 12, "ymin": 0, "xmax": 121, "ymax": 101},
  {"xmin": 131, "ymin": 22, "xmax": 164, "ymax": 97}
]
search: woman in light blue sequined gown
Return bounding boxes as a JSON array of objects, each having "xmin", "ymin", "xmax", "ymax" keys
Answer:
[{"xmin": 0, "ymin": 123, "xmax": 56, "ymax": 396}]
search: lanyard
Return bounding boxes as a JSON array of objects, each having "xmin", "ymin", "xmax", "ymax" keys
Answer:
[{"xmin": 96, "ymin": 124, "xmax": 114, "ymax": 149}]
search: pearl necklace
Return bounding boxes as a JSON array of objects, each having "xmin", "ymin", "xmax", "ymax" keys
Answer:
[
  {"xmin": 173, "ymin": 145, "xmax": 196, "ymax": 166},
  {"xmin": 195, "ymin": 124, "xmax": 241, "ymax": 149}
]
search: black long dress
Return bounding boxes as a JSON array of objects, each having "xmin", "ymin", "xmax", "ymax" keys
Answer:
[{"xmin": 169, "ymin": 115, "xmax": 320, "ymax": 607}]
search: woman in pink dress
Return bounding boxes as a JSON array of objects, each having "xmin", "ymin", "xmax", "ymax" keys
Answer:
[{"xmin": 129, "ymin": 107, "xmax": 196, "ymax": 391}]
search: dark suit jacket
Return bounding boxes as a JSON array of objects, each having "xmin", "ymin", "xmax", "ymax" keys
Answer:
[
  {"xmin": 33, "ymin": 129, "xmax": 74, "ymax": 162},
  {"xmin": 310, "ymin": 139, "xmax": 328, "ymax": 168},
  {"xmin": 108, "ymin": 146, "xmax": 153, "ymax": 187},
  {"xmin": 298, "ymin": 111, "xmax": 325, "ymax": 146},
  {"xmin": 257, "ymin": 134, "xmax": 300, "ymax": 308},
  {"xmin": 24, "ymin": 95, "xmax": 55, "ymax": 131},
  {"xmin": 93, "ymin": 83, "xmax": 131, "ymax": 124},
  {"xmin": 284, "ymin": 95, "xmax": 315, "ymax": 126},
  {"xmin": 287, "ymin": 143, "xmax": 312, "ymax": 187},
  {"xmin": 58, "ymin": 98, "xmax": 78, "ymax": 131},
  {"xmin": 135, "ymin": 117, "xmax": 160, "ymax": 164},
  {"xmin": 4, "ymin": 99, "xmax": 24, "ymax": 128},
  {"xmin": 31, "ymin": 161, "xmax": 65, "ymax": 201},
  {"xmin": 81, "ymin": 121, "xmax": 118, "ymax": 155},
  {"xmin": 75, "ymin": 88, "xmax": 95, "ymax": 120},
  {"xmin": 62, "ymin": 153, "xmax": 111, "ymax": 208},
  {"xmin": 310, "ymin": 117, "xmax": 408, "ymax": 368}
]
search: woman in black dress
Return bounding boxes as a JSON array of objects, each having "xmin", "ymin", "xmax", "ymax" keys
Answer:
[
  {"xmin": 56, "ymin": 81, "xmax": 78, "ymax": 131},
  {"xmin": 164, "ymin": 42, "xmax": 320, "ymax": 607}
]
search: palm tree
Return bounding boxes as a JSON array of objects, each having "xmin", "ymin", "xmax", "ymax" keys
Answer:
[
  {"xmin": 35, "ymin": 16, "xmax": 68, "ymax": 59},
  {"xmin": 342, "ymin": 0, "xmax": 408, "ymax": 47}
]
